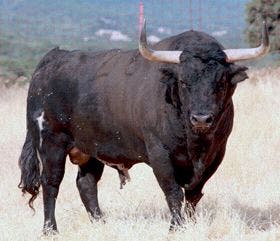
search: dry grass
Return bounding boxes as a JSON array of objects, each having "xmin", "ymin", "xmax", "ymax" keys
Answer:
[{"xmin": 0, "ymin": 67, "xmax": 280, "ymax": 241}]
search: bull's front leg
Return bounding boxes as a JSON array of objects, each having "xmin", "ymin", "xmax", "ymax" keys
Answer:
[
  {"xmin": 153, "ymin": 168, "xmax": 185, "ymax": 230},
  {"xmin": 145, "ymin": 135, "xmax": 184, "ymax": 230},
  {"xmin": 184, "ymin": 159, "xmax": 205, "ymax": 220},
  {"xmin": 184, "ymin": 189, "xmax": 204, "ymax": 219},
  {"xmin": 184, "ymin": 158, "xmax": 205, "ymax": 191},
  {"xmin": 184, "ymin": 146, "xmax": 227, "ymax": 219}
]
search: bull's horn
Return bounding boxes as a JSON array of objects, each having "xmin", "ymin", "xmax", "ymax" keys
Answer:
[
  {"xmin": 224, "ymin": 21, "xmax": 270, "ymax": 62},
  {"xmin": 139, "ymin": 19, "xmax": 182, "ymax": 64}
]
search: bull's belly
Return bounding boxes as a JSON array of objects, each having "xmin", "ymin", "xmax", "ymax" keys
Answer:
[
  {"xmin": 68, "ymin": 139, "xmax": 148, "ymax": 189},
  {"xmin": 72, "ymin": 133, "xmax": 149, "ymax": 167},
  {"xmin": 96, "ymin": 142, "xmax": 149, "ymax": 168}
]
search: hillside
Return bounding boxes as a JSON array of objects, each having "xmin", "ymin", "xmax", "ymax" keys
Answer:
[{"xmin": 0, "ymin": 0, "xmax": 251, "ymax": 82}]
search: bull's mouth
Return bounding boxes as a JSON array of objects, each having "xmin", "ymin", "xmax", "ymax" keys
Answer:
[
  {"xmin": 183, "ymin": 124, "xmax": 211, "ymax": 136},
  {"xmin": 192, "ymin": 124, "xmax": 212, "ymax": 134},
  {"xmin": 192, "ymin": 126, "xmax": 211, "ymax": 135},
  {"xmin": 189, "ymin": 123, "xmax": 215, "ymax": 136}
]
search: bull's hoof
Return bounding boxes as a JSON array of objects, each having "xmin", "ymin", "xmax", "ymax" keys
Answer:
[
  {"xmin": 169, "ymin": 215, "xmax": 185, "ymax": 232},
  {"xmin": 184, "ymin": 205, "xmax": 196, "ymax": 222},
  {"xmin": 88, "ymin": 209, "xmax": 105, "ymax": 223},
  {"xmin": 169, "ymin": 223, "xmax": 185, "ymax": 232},
  {"xmin": 42, "ymin": 225, "xmax": 58, "ymax": 236}
]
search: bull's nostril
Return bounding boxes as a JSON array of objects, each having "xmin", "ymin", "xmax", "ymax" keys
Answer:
[
  {"xmin": 190, "ymin": 113, "xmax": 213, "ymax": 128},
  {"xmin": 191, "ymin": 116, "xmax": 198, "ymax": 122},
  {"xmin": 206, "ymin": 116, "xmax": 213, "ymax": 124}
]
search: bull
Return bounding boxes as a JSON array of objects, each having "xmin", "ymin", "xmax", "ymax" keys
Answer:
[{"xmin": 18, "ymin": 20, "xmax": 270, "ymax": 233}]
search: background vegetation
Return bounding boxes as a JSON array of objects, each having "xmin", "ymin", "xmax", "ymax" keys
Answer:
[
  {"xmin": 245, "ymin": 0, "xmax": 280, "ymax": 52},
  {"xmin": 2, "ymin": 0, "xmax": 279, "ymax": 86}
]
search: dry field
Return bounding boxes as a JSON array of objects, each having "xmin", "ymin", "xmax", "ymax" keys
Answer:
[{"xmin": 0, "ymin": 67, "xmax": 279, "ymax": 241}]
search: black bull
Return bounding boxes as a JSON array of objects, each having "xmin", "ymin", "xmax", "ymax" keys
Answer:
[{"xmin": 18, "ymin": 22, "xmax": 269, "ymax": 233}]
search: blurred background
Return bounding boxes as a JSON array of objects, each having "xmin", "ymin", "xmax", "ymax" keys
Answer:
[{"xmin": 0, "ymin": 0, "xmax": 279, "ymax": 86}]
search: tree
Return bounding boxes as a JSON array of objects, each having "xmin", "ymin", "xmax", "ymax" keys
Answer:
[{"xmin": 245, "ymin": 0, "xmax": 280, "ymax": 52}]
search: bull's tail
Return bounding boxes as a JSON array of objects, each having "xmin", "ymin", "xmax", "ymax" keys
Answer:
[{"xmin": 18, "ymin": 130, "xmax": 41, "ymax": 210}]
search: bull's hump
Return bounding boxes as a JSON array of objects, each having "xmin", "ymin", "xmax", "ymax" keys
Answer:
[{"xmin": 154, "ymin": 30, "xmax": 222, "ymax": 51}]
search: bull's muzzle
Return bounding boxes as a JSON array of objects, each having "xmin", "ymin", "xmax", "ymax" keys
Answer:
[{"xmin": 190, "ymin": 113, "xmax": 213, "ymax": 131}]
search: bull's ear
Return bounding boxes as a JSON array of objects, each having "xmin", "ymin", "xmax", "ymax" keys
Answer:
[
  {"xmin": 159, "ymin": 67, "xmax": 181, "ymax": 109},
  {"xmin": 230, "ymin": 65, "xmax": 249, "ymax": 84}
]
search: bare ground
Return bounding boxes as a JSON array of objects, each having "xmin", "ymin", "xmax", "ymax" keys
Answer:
[{"xmin": 0, "ymin": 67, "xmax": 280, "ymax": 241}]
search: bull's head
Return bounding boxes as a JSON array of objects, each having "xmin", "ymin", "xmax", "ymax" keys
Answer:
[{"xmin": 139, "ymin": 20, "xmax": 270, "ymax": 134}]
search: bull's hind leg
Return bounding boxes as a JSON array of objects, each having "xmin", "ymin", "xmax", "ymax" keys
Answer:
[
  {"xmin": 39, "ymin": 133, "xmax": 68, "ymax": 234},
  {"xmin": 76, "ymin": 157, "xmax": 104, "ymax": 220}
]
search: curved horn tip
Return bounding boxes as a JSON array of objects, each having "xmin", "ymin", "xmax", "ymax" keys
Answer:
[
  {"xmin": 143, "ymin": 18, "xmax": 146, "ymax": 28},
  {"xmin": 138, "ymin": 18, "xmax": 182, "ymax": 64},
  {"xmin": 262, "ymin": 20, "xmax": 269, "ymax": 47},
  {"xmin": 140, "ymin": 19, "xmax": 147, "ymax": 46},
  {"xmin": 223, "ymin": 20, "xmax": 270, "ymax": 62}
]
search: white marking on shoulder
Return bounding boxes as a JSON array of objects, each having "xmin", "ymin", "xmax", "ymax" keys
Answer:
[{"xmin": 36, "ymin": 111, "xmax": 45, "ymax": 148}]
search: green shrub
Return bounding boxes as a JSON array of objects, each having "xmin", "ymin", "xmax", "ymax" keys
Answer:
[{"xmin": 245, "ymin": 0, "xmax": 280, "ymax": 52}]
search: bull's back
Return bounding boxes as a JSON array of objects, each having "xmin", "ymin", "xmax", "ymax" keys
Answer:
[
  {"xmin": 28, "ymin": 47, "xmax": 149, "ymax": 158},
  {"xmin": 29, "ymin": 48, "xmax": 128, "ymax": 125}
]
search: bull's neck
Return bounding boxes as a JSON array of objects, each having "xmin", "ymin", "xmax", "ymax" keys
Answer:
[{"xmin": 178, "ymin": 99, "xmax": 233, "ymax": 164}]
